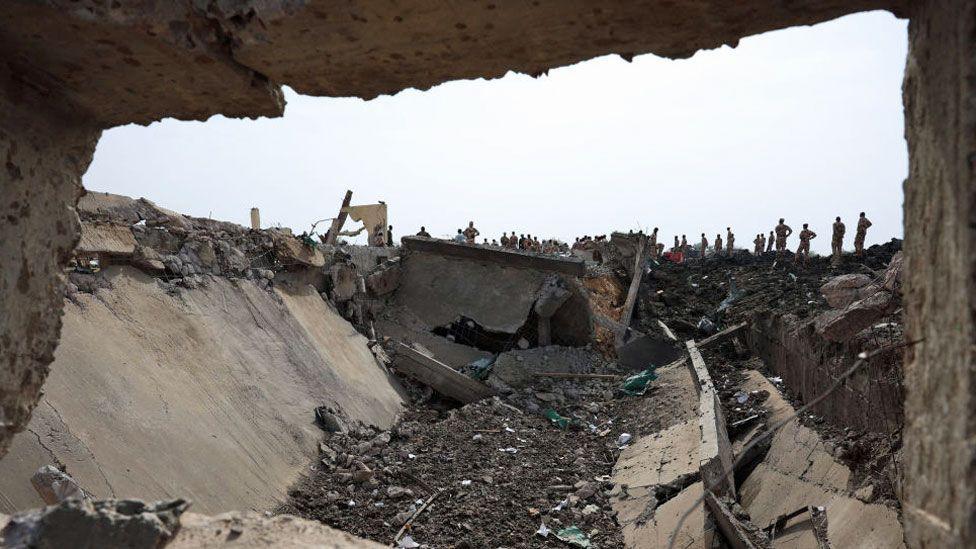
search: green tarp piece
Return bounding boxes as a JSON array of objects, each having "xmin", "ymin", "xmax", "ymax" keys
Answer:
[
  {"xmin": 556, "ymin": 526, "xmax": 591, "ymax": 548},
  {"xmin": 619, "ymin": 367, "xmax": 658, "ymax": 396},
  {"xmin": 544, "ymin": 409, "xmax": 570, "ymax": 430}
]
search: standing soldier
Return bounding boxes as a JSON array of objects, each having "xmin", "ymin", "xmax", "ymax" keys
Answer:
[
  {"xmin": 795, "ymin": 223, "xmax": 817, "ymax": 266},
  {"xmin": 727, "ymin": 233, "xmax": 735, "ymax": 255},
  {"xmin": 701, "ymin": 233, "xmax": 708, "ymax": 259},
  {"xmin": 500, "ymin": 232, "xmax": 510, "ymax": 248},
  {"xmin": 766, "ymin": 230, "xmax": 775, "ymax": 253},
  {"xmin": 673, "ymin": 235, "xmax": 680, "ymax": 254},
  {"xmin": 726, "ymin": 227, "xmax": 733, "ymax": 251},
  {"xmin": 753, "ymin": 234, "xmax": 763, "ymax": 255},
  {"xmin": 775, "ymin": 218, "xmax": 793, "ymax": 257},
  {"xmin": 831, "ymin": 216, "xmax": 846, "ymax": 267},
  {"xmin": 649, "ymin": 228, "xmax": 659, "ymax": 259},
  {"xmin": 416, "ymin": 226, "xmax": 431, "ymax": 237},
  {"xmin": 680, "ymin": 234, "xmax": 688, "ymax": 255},
  {"xmin": 715, "ymin": 233, "xmax": 723, "ymax": 256},
  {"xmin": 463, "ymin": 221, "xmax": 480, "ymax": 244},
  {"xmin": 855, "ymin": 212, "xmax": 872, "ymax": 257}
]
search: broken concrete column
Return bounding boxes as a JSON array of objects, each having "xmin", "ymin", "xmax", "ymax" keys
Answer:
[
  {"xmin": 534, "ymin": 276, "xmax": 571, "ymax": 346},
  {"xmin": 902, "ymin": 1, "xmax": 976, "ymax": 546},
  {"xmin": 250, "ymin": 207, "xmax": 261, "ymax": 230},
  {"xmin": 0, "ymin": 100, "xmax": 99, "ymax": 458}
]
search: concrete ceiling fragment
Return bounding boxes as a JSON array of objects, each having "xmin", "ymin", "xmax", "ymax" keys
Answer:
[{"xmin": 1, "ymin": 0, "xmax": 904, "ymax": 128}]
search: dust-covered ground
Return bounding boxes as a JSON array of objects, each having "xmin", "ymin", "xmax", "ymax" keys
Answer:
[{"xmin": 280, "ymin": 369, "xmax": 688, "ymax": 548}]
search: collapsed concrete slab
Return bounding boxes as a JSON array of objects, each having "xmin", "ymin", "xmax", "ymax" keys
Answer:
[
  {"xmin": 686, "ymin": 341, "xmax": 736, "ymax": 498},
  {"xmin": 740, "ymin": 405, "xmax": 905, "ymax": 548},
  {"xmin": 390, "ymin": 238, "xmax": 593, "ymax": 351},
  {"xmin": 0, "ymin": 267, "xmax": 403, "ymax": 514}
]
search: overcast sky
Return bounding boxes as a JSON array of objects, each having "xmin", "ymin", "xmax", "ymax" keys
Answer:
[{"xmin": 83, "ymin": 10, "xmax": 907, "ymax": 254}]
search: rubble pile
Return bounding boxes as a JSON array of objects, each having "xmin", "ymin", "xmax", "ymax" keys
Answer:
[
  {"xmin": 283, "ymin": 396, "xmax": 635, "ymax": 548},
  {"xmin": 634, "ymin": 239, "xmax": 903, "ymax": 341}
]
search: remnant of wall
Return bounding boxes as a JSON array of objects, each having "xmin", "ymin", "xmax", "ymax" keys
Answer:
[
  {"xmin": 0, "ymin": 99, "xmax": 99, "ymax": 458},
  {"xmin": 0, "ymin": 267, "xmax": 403, "ymax": 514},
  {"xmin": 747, "ymin": 311, "xmax": 903, "ymax": 435},
  {"xmin": 901, "ymin": 1, "xmax": 976, "ymax": 546}
]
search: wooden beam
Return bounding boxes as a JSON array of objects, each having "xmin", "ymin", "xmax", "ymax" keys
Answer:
[
  {"xmin": 395, "ymin": 343, "xmax": 496, "ymax": 404},
  {"xmin": 615, "ymin": 236, "xmax": 647, "ymax": 347},
  {"xmin": 697, "ymin": 321, "xmax": 748, "ymax": 349},
  {"xmin": 530, "ymin": 372, "xmax": 624, "ymax": 380},
  {"xmin": 324, "ymin": 190, "xmax": 353, "ymax": 246}
]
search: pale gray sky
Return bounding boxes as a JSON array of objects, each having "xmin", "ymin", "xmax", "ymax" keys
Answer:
[{"xmin": 84, "ymin": 11, "xmax": 907, "ymax": 254}]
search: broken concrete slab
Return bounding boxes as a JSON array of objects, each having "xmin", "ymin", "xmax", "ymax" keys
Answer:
[
  {"xmin": 732, "ymin": 370, "xmax": 794, "ymax": 455},
  {"xmin": 617, "ymin": 481, "xmax": 714, "ymax": 549},
  {"xmin": 30, "ymin": 466, "xmax": 88, "ymax": 505},
  {"xmin": 0, "ymin": 269, "xmax": 403, "ymax": 515},
  {"xmin": 274, "ymin": 233, "xmax": 326, "ymax": 268},
  {"xmin": 365, "ymin": 258, "xmax": 401, "ymax": 297},
  {"xmin": 740, "ymin": 402, "xmax": 905, "ymax": 548},
  {"xmin": 401, "ymin": 236, "xmax": 585, "ymax": 277},
  {"xmin": 395, "ymin": 343, "xmax": 496, "ymax": 404},
  {"xmin": 819, "ymin": 274, "xmax": 877, "ymax": 309},
  {"xmin": 814, "ymin": 290, "xmax": 897, "ymax": 342},
  {"xmin": 686, "ymin": 341, "xmax": 736, "ymax": 498},
  {"xmin": 76, "ymin": 223, "xmax": 137, "ymax": 257}
]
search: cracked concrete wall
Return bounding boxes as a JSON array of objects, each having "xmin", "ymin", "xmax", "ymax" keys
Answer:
[{"xmin": 901, "ymin": 1, "xmax": 976, "ymax": 546}]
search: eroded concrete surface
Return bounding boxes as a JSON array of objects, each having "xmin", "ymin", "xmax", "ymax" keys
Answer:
[{"xmin": 0, "ymin": 267, "xmax": 403, "ymax": 514}]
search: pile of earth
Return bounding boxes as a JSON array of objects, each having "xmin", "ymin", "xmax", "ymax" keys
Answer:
[
  {"xmin": 633, "ymin": 239, "xmax": 902, "ymax": 341},
  {"xmin": 280, "ymin": 362, "xmax": 684, "ymax": 548}
]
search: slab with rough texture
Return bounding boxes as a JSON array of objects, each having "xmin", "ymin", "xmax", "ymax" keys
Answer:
[
  {"xmin": 901, "ymin": 1, "xmax": 976, "ymax": 546},
  {"xmin": 0, "ymin": 267, "xmax": 403, "ymax": 514}
]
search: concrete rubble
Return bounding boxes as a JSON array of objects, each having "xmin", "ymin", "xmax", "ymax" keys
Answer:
[{"xmin": 0, "ymin": 192, "xmax": 918, "ymax": 547}]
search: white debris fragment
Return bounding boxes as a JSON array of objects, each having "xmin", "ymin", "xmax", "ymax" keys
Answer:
[
  {"xmin": 461, "ymin": 479, "xmax": 472, "ymax": 486},
  {"xmin": 408, "ymin": 453, "xmax": 417, "ymax": 459},
  {"xmin": 536, "ymin": 522, "xmax": 551, "ymax": 538},
  {"xmin": 505, "ymin": 426, "xmax": 516, "ymax": 433},
  {"xmin": 397, "ymin": 535, "xmax": 421, "ymax": 548},
  {"xmin": 616, "ymin": 433, "xmax": 632, "ymax": 446},
  {"xmin": 499, "ymin": 447, "xmax": 518, "ymax": 454},
  {"xmin": 471, "ymin": 434, "xmax": 482, "ymax": 441}
]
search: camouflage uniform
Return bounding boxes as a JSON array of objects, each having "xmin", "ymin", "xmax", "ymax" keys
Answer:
[
  {"xmin": 715, "ymin": 235, "xmax": 723, "ymax": 254},
  {"xmin": 831, "ymin": 221, "xmax": 846, "ymax": 266},
  {"xmin": 649, "ymin": 230, "xmax": 659, "ymax": 259},
  {"xmin": 855, "ymin": 216, "xmax": 872, "ymax": 256},
  {"xmin": 463, "ymin": 224, "xmax": 480, "ymax": 244},
  {"xmin": 727, "ymin": 233, "xmax": 735, "ymax": 255},
  {"xmin": 775, "ymin": 222, "xmax": 793, "ymax": 255},
  {"xmin": 795, "ymin": 228, "xmax": 817, "ymax": 264},
  {"xmin": 701, "ymin": 235, "xmax": 708, "ymax": 258},
  {"xmin": 754, "ymin": 235, "xmax": 763, "ymax": 255},
  {"xmin": 766, "ymin": 232, "xmax": 774, "ymax": 253}
]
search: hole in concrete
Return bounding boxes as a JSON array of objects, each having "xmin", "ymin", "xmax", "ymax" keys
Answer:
[{"xmin": 431, "ymin": 315, "xmax": 535, "ymax": 353}]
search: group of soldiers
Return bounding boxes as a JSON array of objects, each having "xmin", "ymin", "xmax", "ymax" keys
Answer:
[
  {"xmin": 650, "ymin": 212, "xmax": 873, "ymax": 267},
  {"xmin": 418, "ymin": 222, "xmax": 565, "ymax": 254}
]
